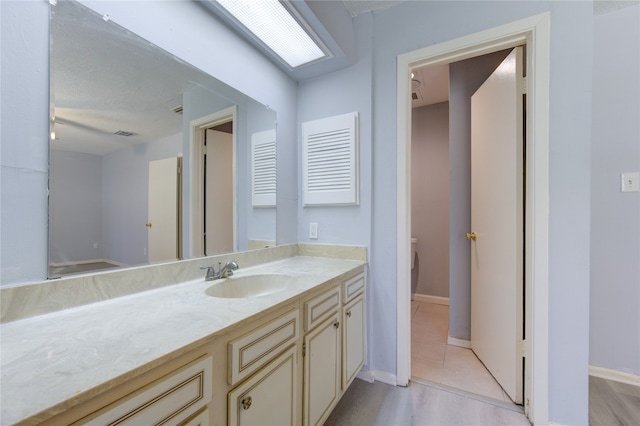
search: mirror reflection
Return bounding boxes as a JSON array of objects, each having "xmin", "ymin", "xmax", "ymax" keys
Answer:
[{"xmin": 49, "ymin": 0, "xmax": 276, "ymax": 278}]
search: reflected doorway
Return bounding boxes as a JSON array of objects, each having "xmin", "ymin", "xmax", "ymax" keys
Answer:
[
  {"xmin": 189, "ymin": 106, "xmax": 237, "ymax": 258},
  {"xmin": 204, "ymin": 123, "xmax": 234, "ymax": 255}
]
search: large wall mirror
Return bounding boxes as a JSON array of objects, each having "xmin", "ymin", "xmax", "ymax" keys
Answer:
[{"xmin": 49, "ymin": 0, "xmax": 277, "ymax": 277}]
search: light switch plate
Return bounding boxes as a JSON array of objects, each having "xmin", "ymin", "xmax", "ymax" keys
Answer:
[
  {"xmin": 621, "ymin": 172, "xmax": 639, "ymax": 192},
  {"xmin": 309, "ymin": 222, "xmax": 318, "ymax": 239}
]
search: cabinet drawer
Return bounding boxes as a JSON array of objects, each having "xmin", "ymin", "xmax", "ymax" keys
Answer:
[
  {"xmin": 86, "ymin": 356, "xmax": 212, "ymax": 426},
  {"xmin": 228, "ymin": 309, "xmax": 299, "ymax": 385},
  {"xmin": 304, "ymin": 287, "xmax": 341, "ymax": 332},
  {"xmin": 179, "ymin": 407, "xmax": 209, "ymax": 426},
  {"xmin": 342, "ymin": 272, "xmax": 365, "ymax": 303}
]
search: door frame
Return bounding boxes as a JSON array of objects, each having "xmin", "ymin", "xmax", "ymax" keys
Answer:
[
  {"xmin": 189, "ymin": 106, "xmax": 237, "ymax": 258},
  {"xmin": 396, "ymin": 13, "xmax": 550, "ymax": 424}
]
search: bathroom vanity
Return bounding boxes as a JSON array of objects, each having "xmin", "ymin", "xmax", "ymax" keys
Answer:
[{"xmin": 0, "ymin": 245, "xmax": 366, "ymax": 426}]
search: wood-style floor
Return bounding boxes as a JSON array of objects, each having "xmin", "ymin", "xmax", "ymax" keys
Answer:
[
  {"xmin": 324, "ymin": 379, "xmax": 530, "ymax": 425},
  {"xmin": 589, "ymin": 375, "xmax": 640, "ymax": 425},
  {"xmin": 325, "ymin": 299, "xmax": 639, "ymax": 425}
]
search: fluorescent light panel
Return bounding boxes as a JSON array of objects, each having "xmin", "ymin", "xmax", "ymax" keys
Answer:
[{"xmin": 216, "ymin": 0, "xmax": 326, "ymax": 68}]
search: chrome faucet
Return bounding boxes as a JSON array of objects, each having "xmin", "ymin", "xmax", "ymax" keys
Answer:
[{"xmin": 200, "ymin": 260, "xmax": 239, "ymax": 281}]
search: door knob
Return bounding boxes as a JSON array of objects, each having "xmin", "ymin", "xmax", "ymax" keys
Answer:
[
  {"xmin": 465, "ymin": 232, "xmax": 477, "ymax": 241},
  {"xmin": 146, "ymin": 223, "xmax": 152, "ymax": 228}
]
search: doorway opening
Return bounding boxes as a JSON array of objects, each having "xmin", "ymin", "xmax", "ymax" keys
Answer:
[
  {"xmin": 203, "ymin": 121, "xmax": 234, "ymax": 256},
  {"xmin": 410, "ymin": 46, "xmax": 524, "ymax": 405},
  {"xmin": 396, "ymin": 14, "xmax": 551, "ymax": 424},
  {"xmin": 189, "ymin": 106, "xmax": 237, "ymax": 258}
]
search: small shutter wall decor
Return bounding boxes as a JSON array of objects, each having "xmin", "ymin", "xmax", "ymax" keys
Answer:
[
  {"xmin": 252, "ymin": 129, "xmax": 277, "ymax": 207},
  {"xmin": 302, "ymin": 112, "xmax": 359, "ymax": 206}
]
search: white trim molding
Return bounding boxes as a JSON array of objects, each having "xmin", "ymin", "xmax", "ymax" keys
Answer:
[
  {"xmin": 447, "ymin": 336, "xmax": 471, "ymax": 349},
  {"xmin": 589, "ymin": 366, "xmax": 640, "ymax": 387},
  {"xmin": 396, "ymin": 12, "xmax": 550, "ymax": 425},
  {"xmin": 355, "ymin": 369, "xmax": 399, "ymax": 386},
  {"xmin": 412, "ymin": 294, "xmax": 450, "ymax": 305}
]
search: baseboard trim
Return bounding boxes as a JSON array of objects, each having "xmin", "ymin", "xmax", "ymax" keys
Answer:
[
  {"xmin": 447, "ymin": 336, "xmax": 471, "ymax": 348},
  {"xmin": 361, "ymin": 370, "xmax": 398, "ymax": 386},
  {"xmin": 356, "ymin": 370, "xmax": 374, "ymax": 383},
  {"xmin": 412, "ymin": 294, "xmax": 450, "ymax": 305},
  {"xmin": 589, "ymin": 366, "xmax": 640, "ymax": 387}
]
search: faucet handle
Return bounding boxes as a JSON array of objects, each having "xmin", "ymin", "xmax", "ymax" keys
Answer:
[{"xmin": 199, "ymin": 265, "xmax": 217, "ymax": 280}]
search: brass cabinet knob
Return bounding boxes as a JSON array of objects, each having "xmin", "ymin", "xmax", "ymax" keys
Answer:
[
  {"xmin": 241, "ymin": 396, "xmax": 252, "ymax": 410},
  {"xmin": 346, "ymin": 311, "xmax": 352, "ymax": 318},
  {"xmin": 333, "ymin": 321, "xmax": 340, "ymax": 329},
  {"xmin": 465, "ymin": 232, "xmax": 477, "ymax": 241},
  {"xmin": 145, "ymin": 222, "xmax": 152, "ymax": 228}
]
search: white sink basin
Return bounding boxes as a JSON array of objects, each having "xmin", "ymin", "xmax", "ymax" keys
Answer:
[{"xmin": 205, "ymin": 274, "xmax": 296, "ymax": 298}]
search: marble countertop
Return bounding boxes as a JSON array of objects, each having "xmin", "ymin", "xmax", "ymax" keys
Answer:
[{"xmin": 0, "ymin": 256, "xmax": 365, "ymax": 425}]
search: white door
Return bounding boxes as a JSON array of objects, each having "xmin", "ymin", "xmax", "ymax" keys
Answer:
[
  {"xmin": 148, "ymin": 157, "xmax": 180, "ymax": 263},
  {"xmin": 204, "ymin": 129, "xmax": 234, "ymax": 255},
  {"xmin": 470, "ymin": 47, "xmax": 524, "ymax": 403}
]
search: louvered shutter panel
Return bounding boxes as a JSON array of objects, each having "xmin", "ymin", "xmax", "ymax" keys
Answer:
[
  {"xmin": 302, "ymin": 112, "xmax": 359, "ymax": 206},
  {"xmin": 252, "ymin": 129, "xmax": 277, "ymax": 207}
]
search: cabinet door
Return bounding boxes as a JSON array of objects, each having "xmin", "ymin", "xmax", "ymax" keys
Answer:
[
  {"xmin": 228, "ymin": 346, "xmax": 297, "ymax": 426},
  {"xmin": 303, "ymin": 315, "xmax": 341, "ymax": 426},
  {"xmin": 343, "ymin": 294, "xmax": 365, "ymax": 389}
]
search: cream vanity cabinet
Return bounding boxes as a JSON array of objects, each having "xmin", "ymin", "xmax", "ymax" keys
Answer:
[
  {"xmin": 226, "ymin": 309, "xmax": 300, "ymax": 426},
  {"xmin": 302, "ymin": 271, "xmax": 366, "ymax": 426},
  {"xmin": 38, "ymin": 268, "xmax": 365, "ymax": 426},
  {"xmin": 226, "ymin": 270, "xmax": 366, "ymax": 426},
  {"xmin": 341, "ymin": 273, "xmax": 366, "ymax": 389}
]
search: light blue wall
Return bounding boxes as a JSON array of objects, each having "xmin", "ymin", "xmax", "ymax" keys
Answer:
[
  {"xmin": 0, "ymin": 1, "xmax": 50, "ymax": 284},
  {"xmin": 49, "ymin": 150, "xmax": 103, "ymax": 264},
  {"xmin": 590, "ymin": 4, "xmax": 640, "ymax": 376},
  {"xmin": 296, "ymin": 13, "xmax": 373, "ymax": 248}
]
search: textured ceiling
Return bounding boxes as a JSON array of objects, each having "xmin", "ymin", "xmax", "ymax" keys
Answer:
[
  {"xmin": 593, "ymin": 0, "xmax": 639, "ymax": 14},
  {"xmin": 51, "ymin": 1, "xmax": 234, "ymax": 156},
  {"xmin": 340, "ymin": 0, "xmax": 405, "ymax": 17}
]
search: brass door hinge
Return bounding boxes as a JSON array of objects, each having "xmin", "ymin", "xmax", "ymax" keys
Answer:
[{"xmin": 302, "ymin": 343, "xmax": 306, "ymax": 357}]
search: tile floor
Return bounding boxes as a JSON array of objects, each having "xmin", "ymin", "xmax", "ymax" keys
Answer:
[{"xmin": 411, "ymin": 300, "xmax": 514, "ymax": 403}]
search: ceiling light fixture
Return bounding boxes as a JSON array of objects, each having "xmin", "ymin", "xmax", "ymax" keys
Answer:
[{"xmin": 214, "ymin": 0, "xmax": 327, "ymax": 69}]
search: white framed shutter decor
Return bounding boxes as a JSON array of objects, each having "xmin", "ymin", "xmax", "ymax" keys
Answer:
[
  {"xmin": 302, "ymin": 112, "xmax": 359, "ymax": 206},
  {"xmin": 251, "ymin": 129, "xmax": 277, "ymax": 207}
]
